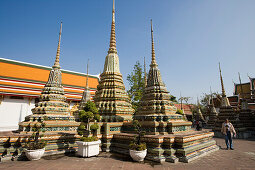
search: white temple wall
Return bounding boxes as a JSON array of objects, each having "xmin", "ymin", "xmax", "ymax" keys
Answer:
[
  {"xmin": 0, "ymin": 96, "xmax": 35, "ymax": 131},
  {"xmin": 0, "ymin": 96, "xmax": 78, "ymax": 131}
]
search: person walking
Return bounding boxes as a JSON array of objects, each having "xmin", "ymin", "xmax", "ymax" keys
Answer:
[{"xmin": 221, "ymin": 119, "xmax": 236, "ymax": 150}]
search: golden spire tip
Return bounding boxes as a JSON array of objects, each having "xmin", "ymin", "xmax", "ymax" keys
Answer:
[
  {"xmin": 151, "ymin": 19, "xmax": 153, "ymax": 32},
  {"xmin": 113, "ymin": 0, "xmax": 115, "ymax": 12},
  {"xmin": 150, "ymin": 19, "xmax": 157, "ymax": 67},
  {"xmin": 86, "ymin": 59, "xmax": 89, "ymax": 88},
  {"xmin": 108, "ymin": 0, "xmax": 117, "ymax": 54},
  {"xmin": 53, "ymin": 22, "xmax": 62, "ymax": 69}
]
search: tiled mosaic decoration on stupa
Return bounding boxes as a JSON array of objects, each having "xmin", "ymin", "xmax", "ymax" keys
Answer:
[
  {"xmin": 134, "ymin": 20, "xmax": 191, "ymax": 134},
  {"xmin": 94, "ymin": 0, "xmax": 134, "ymax": 122},
  {"xmin": 19, "ymin": 23, "xmax": 80, "ymax": 133}
]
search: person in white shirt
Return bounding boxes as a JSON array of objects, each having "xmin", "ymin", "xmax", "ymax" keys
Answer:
[{"xmin": 221, "ymin": 119, "xmax": 236, "ymax": 150}]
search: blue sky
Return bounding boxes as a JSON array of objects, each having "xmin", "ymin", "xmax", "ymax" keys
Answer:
[{"xmin": 0, "ymin": 0, "xmax": 254, "ymax": 103}]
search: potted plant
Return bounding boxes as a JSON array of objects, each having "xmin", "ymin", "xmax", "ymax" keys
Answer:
[
  {"xmin": 77, "ymin": 101, "xmax": 101, "ymax": 157},
  {"xmin": 129, "ymin": 120, "xmax": 147, "ymax": 162},
  {"xmin": 24, "ymin": 120, "xmax": 47, "ymax": 161}
]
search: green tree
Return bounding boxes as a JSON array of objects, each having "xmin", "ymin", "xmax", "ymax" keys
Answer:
[
  {"xmin": 200, "ymin": 92, "xmax": 220, "ymax": 107},
  {"xmin": 127, "ymin": 61, "xmax": 145, "ymax": 112},
  {"xmin": 24, "ymin": 120, "xmax": 47, "ymax": 150},
  {"xmin": 198, "ymin": 92, "xmax": 221, "ymax": 119},
  {"xmin": 170, "ymin": 95, "xmax": 177, "ymax": 102},
  {"xmin": 78, "ymin": 101, "xmax": 100, "ymax": 137},
  {"xmin": 127, "ymin": 61, "xmax": 177, "ymax": 111}
]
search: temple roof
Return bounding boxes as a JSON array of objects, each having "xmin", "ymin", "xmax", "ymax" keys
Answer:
[
  {"xmin": 174, "ymin": 103, "xmax": 194, "ymax": 115},
  {"xmin": 0, "ymin": 57, "xmax": 99, "ymax": 100}
]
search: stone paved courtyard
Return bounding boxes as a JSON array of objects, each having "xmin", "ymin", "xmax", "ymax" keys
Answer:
[{"xmin": 0, "ymin": 138, "xmax": 255, "ymax": 170}]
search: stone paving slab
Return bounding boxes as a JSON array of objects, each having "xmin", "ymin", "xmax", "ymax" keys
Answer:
[{"xmin": 0, "ymin": 138, "xmax": 255, "ymax": 170}]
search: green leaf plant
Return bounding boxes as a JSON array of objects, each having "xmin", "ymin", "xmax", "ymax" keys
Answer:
[
  {"xmin": 78, "ymin": 101, "xmax": 100, "ymax": 142},
  {"xmin": 24, "ymin": 120, "xmax": 47, "ymax": 150},
  {"xmin": 129, "ymin": 120, "xmax": 146, "ymax": 151}
]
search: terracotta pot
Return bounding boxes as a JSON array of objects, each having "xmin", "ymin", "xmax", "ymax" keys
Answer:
[
  {"xmin": 77, "ymin": 140, "xmax": 101, "ymax": 157},
  {"xmin": 25, "ymin": 148, "xmax": 45, "ymax": 161},
  {"xmin": 129, "ymin": 149, "xmax": 147, "ymax": 162}
]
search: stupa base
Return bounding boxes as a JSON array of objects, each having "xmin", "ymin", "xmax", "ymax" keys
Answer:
[
  {"xmin": 111, "ymin": 130, "xmax": 218, "ymax": 163},
  {"xmin": 0, "ymin": 131, "xmax": 80, "ymax": 162},
  {"xmin": 178, "ymin": 144, "xmax": 219, "ymax": 163}
]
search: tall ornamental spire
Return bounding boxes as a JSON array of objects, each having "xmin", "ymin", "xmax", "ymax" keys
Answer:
[
  {"xmin": 94, "ymin": 0, "xmax": 134, "ymax": 121},
  {"xmin": 86, "ymin": 59, "xmax": 89, "ymax": 88},
  {"xmin": 108, "ymin": 0, "xmax": 117, "ymax": 54},
  {"xmin": 136, "ymin": 20, "xmax": 177, "ymax": 117},
  {"xmin": 150, "ymin": 19, "xmax": 157, "ymax": 67},
  {"xmin": 219, "ymin": 62, "xmax": 230, "ymax": 107},
  {"xmin": 210, "ymin": 86, "xmax": 217, "ymax": 114},
  {"xmin": 53, "ymin": 22, "xmax": 62, "ymax": 69},
  {"xmin": 196, "ymin": 97, "xmax": 205, "ymax": 121},
  {"xmin": 79, "ymin": 59, "xmax": 91, "ymax": 109},
  {"xmin": 210, "ymin": 86, "xmax": 215, "ymax": 107},
  {"xmin": 112, "ymin": 0, "xmax": 115, "ymax": 22},
  {"xmin": 19, "ymin": 22, "xmax": 80, "ymax": 133},
  {"xmin": 219, "ymin": 62, "xmax": 226, "ymax": 97},
  {"xmin": 207, "ymin": 86, "xmax": 218, "ymax": 128},
  {"xmin": 238, "ymin": 72, "xmax": 244, "ymax": 99},
  {"xmin": 146, "ymin": 20, "xmax": 164, "ymax": 87},
  {"xmin": 238, "ymin": 72, "xmax": 249, "ymax": 110},
  {"xmin": 144, "ymin": 56, "xmax": 147, "ymax": 87},
  {"xmin": 180, "ymin": 92, "xmax": 183, "ymax": 110}
]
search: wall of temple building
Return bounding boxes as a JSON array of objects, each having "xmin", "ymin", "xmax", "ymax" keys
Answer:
[
  {"xmin": 0, "ymin": 96, "xmax": 78, "ymax": 131},
  {"xmin": 0, "ymin": 96, "xmax": 35, "ymax": 131},
  {"xmin": 234, "ymin": 83, "xmax": 251, "ymax": 100},
  {"xmin": 209, "ymin": 78, "xmax": 255, "ymax": 111},
  {"xmin": 0, "ymin": 57, "xmax": 99, "ymax": 131}
]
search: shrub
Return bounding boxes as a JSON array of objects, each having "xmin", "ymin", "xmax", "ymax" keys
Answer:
[
  {"xmin": 129, "ymin": 120, "xmax": 146, "ymax": 151},
  {"xmin": 94, "ymin": 114, "xmax": 101, "ymax": 122},
  {"xmin": 24, "ymin": 121, "xmax": 47, "ymax": 150},
  {"xmin": 78, "ymin": 101, "xmax": 101, "ymax": 138},
  {"xmin": 84, "ymin": 101, "xmax": 98, "ymax": 114},
  {"xmin": 80, "ymin": 136, "xmax": 99, "ymax": 142},
  {"xmin": 129, "ymin": 142, "xmax": 146, "ymax": 151},
  {"xmin": 79, "ymin": 111, "xmax": 94, "ymax": 123},
  {"xmin": 78, "ymin": 124, "xmax": 86, "ymax": 130},
  {"xmin": 90, "ymin": 124, "xmax": 99, "ymax": 131}
]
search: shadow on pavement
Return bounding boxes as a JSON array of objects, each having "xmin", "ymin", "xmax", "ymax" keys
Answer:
[{"xmin": 108, "ymin": 152, "xmax": 162, "ymax": 167}]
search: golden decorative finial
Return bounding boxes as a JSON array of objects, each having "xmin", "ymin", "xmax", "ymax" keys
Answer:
[
  {"xmin": 108, "ymin": 0, "xmax": 117, "ymax": 54},
  {"xmin": 112, "ymin": 0, "xmax": 115, "ymax": 22},
  {"xmin": 150, "ymin": 19, "xmax": 157, "ymax": 67},
  {"xmin": 53, "ymin": 22, "xmax": 62, "ymax": 69},
  {"xmin": 86, "ymin": 59, "xmax": 89, "ymax": 89},
  {"xmin": 144, "ymin": 56, "xmax": 147, "ymax": 87},
  {"xmin": 219, "ymin": 62, "xmax": 226, "ymax": 97}
]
